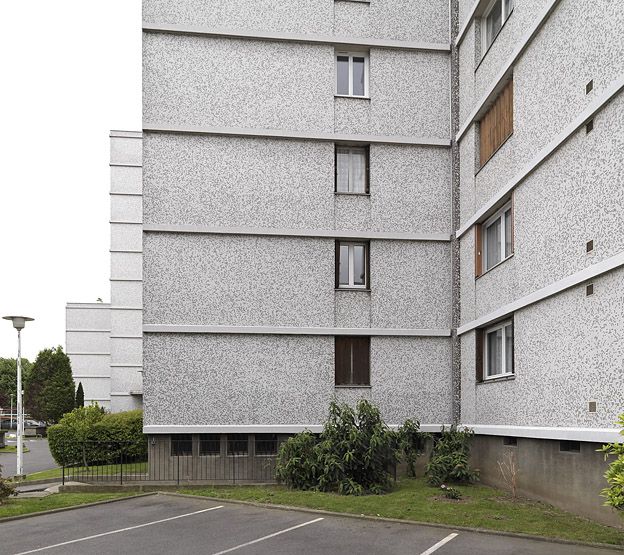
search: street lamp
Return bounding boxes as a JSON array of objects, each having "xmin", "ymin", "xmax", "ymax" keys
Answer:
[{"xmin": 3, "ymin": 315, "xmax": 34, "ymax": 478}]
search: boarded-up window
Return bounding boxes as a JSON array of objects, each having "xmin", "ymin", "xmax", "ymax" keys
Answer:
[
  {"xmin": 335, "ymin": 337, "xmax": 370, "ymax": 386},
  {"xmin": 479, "ymin": 79, "xmax": 513, "ymax": 167}
]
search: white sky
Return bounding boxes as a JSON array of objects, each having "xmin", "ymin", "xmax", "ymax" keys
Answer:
[{"xmin": 0, "ymin": 1, "xmax": 141, "ymax": 360}]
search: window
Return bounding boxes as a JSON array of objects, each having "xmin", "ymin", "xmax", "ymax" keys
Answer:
[
  {"xmin": 503, "ymin": 436, "xmax": 517, "ymax": 446},
  {"xmin": 171, "ymin": 434, "xmax": 193, "ymax": 456},
  {"xmin": 336, "ymin": 242, "xmax": 369, "ymax": 289},
  {"xmin": 335, "ymin": 337, "xmax": 370, "ymax": 386},
  {"xmin": 199, "ymin": 434, "xmax": 220, "ymax": 456},
  {"xmin": 336, "ymin": 145, "xmax": 369, "ymax": 194},
  {"xmin": 560, "ymin": 440, "xmax": 581, "ymax": 453},
  {"xmin": 336, "ymin": 52, "xmax": 369, "ymax": 97},
  {"xmin": 227, "ymin": 434, "xmax": 248, "ymax": 456},
  {"xmin": 484, "ymin": 320, "xmax": 514, "ymax": 379},
  {"xmin": 483, "ymin": 201, "xmax": 513, "ymax": 272},
  {"xmin": 483, "ymin": 0, "xmax": 514, "ymax": 51},
  {"xmin": 479, "ymin": 78, "xmax": 513, "ymax": 167},
  {"xmin": 255, "ymin": 434, "xmax": 278, "ymax": 456}
]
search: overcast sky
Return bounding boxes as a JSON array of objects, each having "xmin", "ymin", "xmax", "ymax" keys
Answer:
[{"xmin": 0, "ymin": 1, "xmax": 141, "ymax": 360}]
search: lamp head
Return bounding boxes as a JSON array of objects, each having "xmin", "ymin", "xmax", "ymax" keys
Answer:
[{"xmin": 2, "ymin": 316, "xmax": 34, "ymax": 331}]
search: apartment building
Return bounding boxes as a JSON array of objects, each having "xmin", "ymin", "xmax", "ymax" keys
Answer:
[
  {"xmin": 66, "ymin": 131, "xmax": 144, "ymax": 411},
  {"xmin": 137, "ymin": 0, "xmax": 623, "ymax": 525}
]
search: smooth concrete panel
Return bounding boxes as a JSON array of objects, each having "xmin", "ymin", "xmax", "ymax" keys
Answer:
[
  {"xmin": 66, "ymin": 306, "xmax": 111, "ymax": 330},
  {"xmin": 75, "ymin": 377, "xmax": 110, "ymax": 401},
  {"xmin": 111, "ymin": 395, "xmax": 143, "ymax": 412},
  {"xmin": 144, "ymin": 233, "xmax": 335, "ymax": 327},
  {"xmin": 110, "ymin": 166, "xmax": 142, "ymax": 194},
  {"xmin": 66, "ymin": 331, "xmax": 110, "ymax": 354},
  {"xmin": 111, "ymin": 281, "xmax": 143, "ymax": 308},
  {"xmin": 370, "ymin": 241, "xmax": 452, "ymax": 329},
  {"xmin": 111, "ymin": 137, "xmax": 142, "ymax": 166},
  {"xmin": 111, "ymin": 367, "xmax": 143, "ymax": 393},
  {"xmin": 111, "ymin": 223, "xmax": 143, "ymax": 253},
  {"xmin": 68, "ymin": 354, "xmax": 111, "ymax": 376},
  {"xmin": 144, "ymin": 34, "xmax": 334, "ymax": 132},
  {"xmin": 111, "ymin": 309, "xmax": 143, "ymax": 337},
  {"xmin": 111, "ymin": 252, "xmax": 142, "ymax": 281},
  {"xmin": 111, "ymin": 337, "xmax": 143, "ymax": 366},
  {"xmin": 111, "ymin": 195, "xmax": 142, "ymax": 224},
  {"xmin": 143, "ymin": 133, "xmax": 334, "ymax": 229},
  {"xmin": 143, "ymin": 0, "xmax": 333, "ymax": 35}
]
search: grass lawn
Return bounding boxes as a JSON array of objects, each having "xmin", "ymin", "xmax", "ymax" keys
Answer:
[
  {"xmin": 0, "ymin": 446, "xmax": 29, "ymax": 454},
  {"xmin": 180, "ymin": 478, "xmax": 624, "ymax": 546},
  {"xmin": 0, "ymin": 492, "xmax": 137, "ymax": 519}
]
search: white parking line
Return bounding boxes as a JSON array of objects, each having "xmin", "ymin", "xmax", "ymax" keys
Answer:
[
  {"xmin": 210, "ymin": 517, "xmax": 325, "ymax": 555},
  {"xmin": 419, "ymin": 533, "xmax": 459, "ymax": 555},
  {"xmin": 12, "ymin": 505, "xmax": 224, "ymax": 555}
]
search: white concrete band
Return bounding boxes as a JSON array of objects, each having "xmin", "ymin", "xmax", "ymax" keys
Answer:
[
  {"xmin": 456, "ymin": 0, "xmax": 562, "ymax": 140},
  {"xmin": 142, "ymin": 22, "xmax": 450, "ymax": 53},
  {"xmin": 458, "ymin": 250, "xmax": 624, "ymax": 335},
  {"xmin": 143, "ymin": 324, "xmax": 452, "ymax": 337},
  {"xmin": 457, "ymin": 75, "xmax": 624, "ymax": 238},
  {"xmin": 463, "ymin": 424, "xmax": 621, "ymax": 443},
  {"xmin": 142, "ymin": 223, "xmax": 450, "ymax": 242},
  {"xmin": 143, "ymin": 123, "xmax": 451, "ymax": 147},
  {"xmin": 143, "ymin": 424, "xmax": 447, "ymax": 434}
]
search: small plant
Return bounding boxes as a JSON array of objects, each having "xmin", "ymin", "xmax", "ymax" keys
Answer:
[
  {"xmin": 498, "ymin": 449, "xmax": 519, "ymax": 499},
  {"xmin": 426, "ymin": 425, "xmax": 479, "ymax": 486},
  {"xmin": 598, "ymin": 413, "xmax": 624, "ymax": 513},
  {"xmin": 440, "ymin": 484, "xmax": 462, "ymax": 500},
  {"xmin": 396, "ymin": 419, "xmax": 430, "ymax": 477},
  {"xmin": 0, "ymin": 464, "xmax": 16, "ymax": 504}
]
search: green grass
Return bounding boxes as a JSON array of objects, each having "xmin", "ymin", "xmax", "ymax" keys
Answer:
[
  {"xmin": 180, "ymin": 478, "xmax": 624, "ymax": 546},
  {"xmin": 0, "ymin": 492, "xmax": 136, "ymax": 519},
  {"xmin": 0, "ymin": 446, "xmax": 29, "ymax": 454}
]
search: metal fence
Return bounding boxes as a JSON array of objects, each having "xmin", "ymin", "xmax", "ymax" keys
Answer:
[{"xmin": 62, "ymin": 438, "xmax": 278, "ymax": 486}]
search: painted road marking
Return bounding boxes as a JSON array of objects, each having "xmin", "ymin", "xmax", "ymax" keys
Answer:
[
  {"xmin": 419, "ymin": 532, "xmax": 459, "ymax": 555},
  {"xmin": 210, "ymin": 517, "xmax": 325, "ymax": 555},
  {"xmin": 12, "ymin": 505, "xmax": 224, "ymax": 555}
]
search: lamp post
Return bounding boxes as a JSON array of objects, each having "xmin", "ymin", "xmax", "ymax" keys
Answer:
[{"xmin": 3, "ymin": 316, "xmax": 34, "ymax": 478}]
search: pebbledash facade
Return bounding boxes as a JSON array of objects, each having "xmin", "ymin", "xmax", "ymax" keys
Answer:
[{"xmin": 140, "ymin": 0, "xmax": 623, "ymax": 524}]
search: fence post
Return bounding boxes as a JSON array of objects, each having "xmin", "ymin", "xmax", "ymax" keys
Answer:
[
  {"xmin": 177, "ymin": 454, "xmax": 180, "ymax": 486},
  {"xmin": 62, "ymin": 465, "xmax": 65, "ymax": 486},
  {"xmin": 120, "ymin": 450, "xmax": 124, "ymax": 486}
]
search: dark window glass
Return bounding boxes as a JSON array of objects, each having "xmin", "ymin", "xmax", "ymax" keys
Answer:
[
  {"xmin": 199, "ymin": 433, "xmax": 220, "ymax": 456},
  {"xmin": 335, "ymin": 337, "xmax": 370, "ymax": 386},
  {"xmin": 171, "ymin": 434, "xmax": 193, "ymax": 456},
  {"xmin": 337, "ymin": 56, "xmax": 350, "ymax": 95},
  {"xmin": 255, "ymin": 434, "xmax": 278, "ymax": 456},
  {"xmin": 227, "ymin": 434, "xmax": 248, "ymax": 455},
  {"xmin": 503, "ymin": 436, "xmax": 517, "ymax": 446},
  {"xmin": 352, "ymin": 57, "xmax": 366, "ymax": 96},
  {"xmin": 560, "ymin": 440, "xmax": 581, "ymax": 453}
]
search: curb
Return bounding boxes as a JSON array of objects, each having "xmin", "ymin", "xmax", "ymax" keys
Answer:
[
  {"xmin": 0, "ymin": 492, "xmax": 157, "ymax": 524},
  {"xmin": 161, "ymin": 491, "xmax": 624, "ymax": 552},
  {"xmin": 9, "ymin": 478, "xmax": 62, "ymax": 487}
]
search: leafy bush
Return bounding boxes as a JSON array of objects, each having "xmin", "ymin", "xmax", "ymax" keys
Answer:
[
  {"xmin": 599, "ymin": 414, "xmax": 624, "ymax": 512},
  {"xmin": 425, "ymin": 425, "xmax": 479, "ymax": 486},
  {"xmin": 440, "ymin": 484, "xmax": 462, "ymax": 500},
  {"xmin": 48, "ymin": 407, "xmax": 146, "ymax": 466},
  {"xmin": 0, "ymin": 464, "xmax": 16, "ymax": 504},
  {"xmin": 396, "ymin": 419, "xmax": 430, "ymax": 477},
  {"xmin": 276, "ymin": 400, "xmax": 399, "ymax": 495}
]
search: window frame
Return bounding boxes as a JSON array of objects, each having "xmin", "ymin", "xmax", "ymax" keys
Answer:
[
  {"xmin": 335, "ymin": 336, "xmax": 371, "ymax": 387},
  {"xmin": 255, "ymin": 433, "xmax": 278, "ymax": 457},
  {"xmin": 483, "ymin": 319, "xmax": 514, "ymax": 380},
  {"xmin": 336, "ymin": 241, "xmax": 369, "ymax": 289},
  {"xmin": 335, "ymin": 51, "xmax": 370, "ymax": 98},
  {"xmin": 226, "ymin": 434, "xmax": 249, "ymax": 457},
  {"xmin": 198, "ymin": 433, "xmax": 221, "ymax": 457},
  {"xmin": 482, "ymin": 0, "xmax": 514, "ymax": 53},
  {"xmin": 170, "ymin": 433, "xmax": 193, "ymax": 457},
  {"xmin": 335, "ymin": 144, "xmax": 370, "ymax": 194},
  {"xmin": 481, "ymin": 200, "xmax": 513, "ymax": 273}
]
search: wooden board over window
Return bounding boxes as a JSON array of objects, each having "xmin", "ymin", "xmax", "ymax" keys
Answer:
[
  {"xmin": 479, "ymin": 78, "xmax": 513, "ymax": 168},
  {"xmin": 335, "ymin": 336, "xmax": 370, "ymax": 386}
]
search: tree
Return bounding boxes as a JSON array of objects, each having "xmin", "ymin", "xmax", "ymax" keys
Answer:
[
  {"xmin": 0, "ymin": 357, "xmax": 33, "ymax": 410},
  {"xmin": 75, "ymin": 382, "xmax": 85, "ymax": 408},
  {"xmin": 25, "ymin": 347, "xmax": 75, "ymax": 424},
  {"xmin": 599, "ymin": 413, "xmax": 624, "ymax": 513}
]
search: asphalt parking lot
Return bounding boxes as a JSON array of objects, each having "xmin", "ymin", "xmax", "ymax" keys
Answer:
[{"xmin": 0, "ymin": 494, "xmax": 620, "ymax": 555}]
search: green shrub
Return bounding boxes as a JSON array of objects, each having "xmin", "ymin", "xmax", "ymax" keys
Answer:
[
  {"xmin": 425, "ymin": 425, "xmax": 479, "ymax": 486},
  {"xmin": 599, "ymin": 414, "xmax": 624, "ymax": 513},
  {"xmin": 440, "ymin": 484, "xmax": 462, "ymax": 499},
  {"xmin": 276, "ymin": 400, "xmax": 399, "ymax": 495},
  {"xmin": 0, "ymin": 464, "xmax": 16, "ymax": 504},
  {"xmin": 396, "ymin": 419, "xmax": 430, "ymax": 477},
  {"xmin": 48, "ymin": 406, "xmax": 146, "ymax": 466}
]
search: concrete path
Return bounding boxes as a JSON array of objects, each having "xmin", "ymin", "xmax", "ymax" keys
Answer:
[
  {"xmin": 0, "ymin": 493, "xmax": 621, "ymax": 555},
  {"xmin": 0, "ymin": 438, "xmax": 57, "ymax": 478}
]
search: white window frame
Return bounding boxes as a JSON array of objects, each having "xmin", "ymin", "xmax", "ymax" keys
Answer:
[
  {"xmin": 338, "ymin": 242, "xmax": 368, "ymax": 289},
  {"xmin": 482, "ymin": 0, "xmax": 514, "ymax": 53},
  {"xmin": 335, "ymin": 52, "xmax": 369, "ymax": 98},
  {"xmin": 484, "ymin": 319, "xmax": 514, "ymax": 379},
  {"xmin": 335, "ymin": 145, "xmax": 368, "ymax": 194},
  {"xmin": 482, "ymin": 200, "xmax": 512, "ymax": 272}
]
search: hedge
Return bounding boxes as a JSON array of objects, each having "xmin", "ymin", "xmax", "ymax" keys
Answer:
[{"xmin": 48, "ymin": 407, "xmax": 147, "ymax": 466}]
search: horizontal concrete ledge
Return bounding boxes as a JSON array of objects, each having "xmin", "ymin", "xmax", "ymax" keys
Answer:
[
  {"xmin": 111, "ymin": 306, "xmax": 143, "ymax": 311},
  {"xmin": 455, "ymin": 0, "xmax": 480, "ymax": 46},
  {"xmin": 458, "ymin": 251, "xmax": 624, "ymax": 335},
  {"xmin": 110, "ymin": 130, "xmax": 142, "ymax": 139},
  {"xmin": 144, "ymin": 424, "xmax": 447, "ymax": 434},
  {"xmin": 110, "ymin": 335, "xmax": 143, "ymax": 339},
  {"xmin": 110, "ymin": 363, "xmax": 143, "ymax": 368},
  {"xmin": 110, "ymin": 220, "xmax": 142, "ymax": 225},
  {"xmin": 110, "ymin": 278, "xmax": 142, "ymax": 283},
  {"xmin": 110, "ymin": 191, "xmax": 142, "ymax": 197},
  {"xmin": 143, "ymin": 324, "xmax": 451, "ymax": 337},
  {"xmin": 143, "ymin": 123, "xmax": 451, "ymax": 148},
  {"xmin": 110, "ymin": 163, "xmax": 142, "ymax": 168},
  {"xmin": 73, "ymin": 375, "xmax": 110, "ymax": 379},
  {"xmin": 66, "ymin": 329, "xmax": 110, "ymax": 333},
  {"xmin": 457, "ymin": 74, "xmax": 624, "ymax": 238},
  {"xmin": 464, "ymin": 424, "xmax": 621, "ymax": 443},
  {"xmin": 66, "ymin": 303, "xmax": 110, "ymax": 309},
  {"xmin": 142, "ymin": 22, "xmax": 450, "ymax": 53},
  {"xmin": 66, "ymin": 352, "xmax": 110, "ymax": 356},
  {"xmin": 456, "ymin": 0, "xmax": 562, "ymax": 141},
  {"xmin": 143, "ymin": 223, "xmax": 450, "ymax": 242}
]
